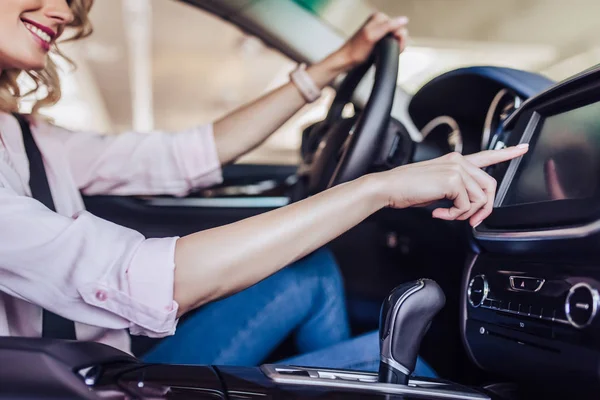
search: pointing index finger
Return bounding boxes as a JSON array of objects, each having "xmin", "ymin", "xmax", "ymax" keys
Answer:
[{"xmin": 464, "ymin": 144, "xmax": 529, "ymax": 168}]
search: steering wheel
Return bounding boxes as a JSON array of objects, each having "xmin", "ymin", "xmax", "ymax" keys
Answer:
[{"xmin": 299, "ymin": 36, "xmax": 400, "ymax": 195}]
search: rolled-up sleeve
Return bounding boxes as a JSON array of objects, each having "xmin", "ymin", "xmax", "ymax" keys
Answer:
[
  {"xmin": 41, "ymin": 122, "xmax": 223, "ymax": 197},
  {"xmin": 0, "ymin": 184, "xmax": 180, "ymax": 337}
]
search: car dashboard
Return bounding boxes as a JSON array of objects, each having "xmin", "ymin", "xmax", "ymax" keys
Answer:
[
  {"xmin": 460, "ymin": 65, "xmax": 600, "ymax": 396},
  {"xmin": 408, "ymin": 66, "xmax": 554, "ymax": 157}
]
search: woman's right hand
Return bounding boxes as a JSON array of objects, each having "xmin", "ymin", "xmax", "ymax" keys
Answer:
[
  {"xmin": 374, "ymin": 144, "xmax": 529, "ymax": 227},
  {"xmin": 174, "ymin": 144, "xmax": 528, "ymax": 314}
]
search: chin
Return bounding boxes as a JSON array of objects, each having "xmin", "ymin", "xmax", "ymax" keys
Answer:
[
  {"xmin": 5, "ymin": 46, "xmax": 48, "ymax": 71},
  {"xmin": 15, "ymin": 55, "xmax": 47, "ymax": 71},
  {"xmin": 29, "ymin": 60, "xmax": 47, "ymax": 70}
]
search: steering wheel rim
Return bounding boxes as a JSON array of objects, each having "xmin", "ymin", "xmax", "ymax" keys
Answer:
[{"xmin": 304, "ymin": 36, "xmax": 400, "ymax": 195}]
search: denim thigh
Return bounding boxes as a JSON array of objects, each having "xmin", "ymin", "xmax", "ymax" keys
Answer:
[{"xmin": 142, "ymin": 248, "xmax": 350, "ymax": 365}]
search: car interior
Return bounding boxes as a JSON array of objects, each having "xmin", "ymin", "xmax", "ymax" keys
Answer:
[{"xmin": 2, "ymin": 0, "xmax": 600, "ymax": 399}]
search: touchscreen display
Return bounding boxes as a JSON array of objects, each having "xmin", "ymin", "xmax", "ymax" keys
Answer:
[{"xmin": 503, "ymin": 101, "xmax": 600, "ymax": 206}]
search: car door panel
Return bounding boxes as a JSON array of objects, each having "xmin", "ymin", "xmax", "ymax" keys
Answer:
[{"xmin": 83, "ymin": 164, "xmax": 296, "ymax": 237}]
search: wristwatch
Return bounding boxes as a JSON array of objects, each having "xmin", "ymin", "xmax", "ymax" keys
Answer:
[{"xmin": 289, "ymin": 63, "xmax": 322, "ymax": 103}]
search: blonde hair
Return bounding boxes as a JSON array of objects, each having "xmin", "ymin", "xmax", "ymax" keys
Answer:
[{"xmin": 0, "ymin": 0, "xmax": 94, "ymax": 114}]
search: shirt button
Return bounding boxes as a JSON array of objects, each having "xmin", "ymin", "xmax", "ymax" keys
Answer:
[{"xmin": 95, "ymin": 290, "xmax": 108, "ymax": 302}]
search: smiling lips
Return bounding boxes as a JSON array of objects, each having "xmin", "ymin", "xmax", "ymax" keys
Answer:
[{"xmin": 21, "ymin": 18, "xmax": 56, "ymax": 51}]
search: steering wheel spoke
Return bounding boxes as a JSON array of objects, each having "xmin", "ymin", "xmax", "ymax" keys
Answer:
[{"xmin": 304, "ymin": 36, "xmax": 401, "ymax": 195}]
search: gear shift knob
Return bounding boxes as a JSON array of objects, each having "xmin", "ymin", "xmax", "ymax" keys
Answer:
[{"xmin": 378, "ymin": 279, "xmax": 445, "ymax": 385}]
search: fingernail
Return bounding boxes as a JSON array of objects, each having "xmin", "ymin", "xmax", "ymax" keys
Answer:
[
  {"xmin": 393, "ymin": 16, "xmax": 409, "ymax": 24},
  {"xmin": 517, "ymin": 143, "xmax": 529, "ymax": 149},
  {"xmin": 473, "ymin": 221, "xmax": 482, "ymax": 228}
]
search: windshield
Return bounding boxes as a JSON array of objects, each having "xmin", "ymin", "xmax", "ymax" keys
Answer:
[{"xmin": 293, "ymin": 0, "xmax": 600, "ymax": 93}]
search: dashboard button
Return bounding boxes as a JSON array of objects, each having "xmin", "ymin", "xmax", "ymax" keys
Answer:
[
  {"xmin": 565, "ymin": 283, "xmax": 599, "ymax": 329},
  {"xmin": 510, "ymin": 276, "xmax": 545, "ymax": 292}
]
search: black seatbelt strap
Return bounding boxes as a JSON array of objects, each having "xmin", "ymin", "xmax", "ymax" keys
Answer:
[{"xmin": 13, "ymin": 113, "xmax": 77, "ymax": 340}]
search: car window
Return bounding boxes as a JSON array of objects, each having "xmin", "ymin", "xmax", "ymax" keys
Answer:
[
  {"xmin": 146, "ymin": 5, "xmax": 336, "ymax": 165},
  {"xmin": 28, "ymin": 2, "xmax": 335, "ymax": 166},
  {"xmin": 294, "ymin": 0, "xmax": 600, "ymax": 93}
]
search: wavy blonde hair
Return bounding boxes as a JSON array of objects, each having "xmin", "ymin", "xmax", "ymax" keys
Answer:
[{"xmin": 0, "ymin": 0, "xmax": 94, "ymax": 114}]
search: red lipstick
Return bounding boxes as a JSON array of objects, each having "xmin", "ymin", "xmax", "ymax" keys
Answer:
[{"xmin": 21, "ymin": 18, "xmax": 57, "ymax": 40}]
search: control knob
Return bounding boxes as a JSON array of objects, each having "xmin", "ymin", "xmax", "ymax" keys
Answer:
[
  {"xmin": 468, "ymin": 275, "xmax": 489, "ymax": 308},
  {"xmin": 565, "ymin": 283, "xmax": 599, "ymax": 329}
]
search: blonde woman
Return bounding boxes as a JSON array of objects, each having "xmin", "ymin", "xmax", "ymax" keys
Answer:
[{"xmin": 0, "ymin": 0, "xmax": 527, "ymax": 373}]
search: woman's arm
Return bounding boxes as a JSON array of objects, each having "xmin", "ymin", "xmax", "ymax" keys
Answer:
[
  {"xmin": 39, "ymin": 121, "xmax": 223, "ymax": 197},
  {"xmin": 0, "ymin": 142, "xmax": 524, "ymax": 332},
  {"xmin": 0, "ymin": 183, "xmax": 179, "ymax": 336},
  {"xmin": 44, "ymin": 14, "xmax": 409, "ymax": 197},
  {"xmin": 213, "ymin": 13, "xmax": 410, "ymax": 165},
  {"xmin": 173, "ymin": 145, "xmax": 528, "ymax": 315}
]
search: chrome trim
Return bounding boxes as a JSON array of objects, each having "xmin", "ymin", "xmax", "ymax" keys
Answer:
[
  {"xmin": 480, "ymin": 302, "xmax": 571, "ymax": 325},
  {"xmin": 260, "ymin": 365, "xmax": 489, "ymax": 399},
  {"xmin": 493, "ymin": 140, "xmax": 506, "ymax": 150},
  {"xmin": 78, "ymin": 366, "xmax": 99, "ymax": 386},
  {"xmin": 509, "ymin": 276, "xmax": 545, "ymax": 292},
  {"xmin": 203, "ymin": 178, "xmax": 296, "ymax": 197},
  {"xmin": 473, "ymin": 219, "xmax": 600, "ymax": 241},
  {"xmin": 514, "ymin": 96, "xmax": 523, "ymax": 111},
  {"xmin": 482, "ymin": 89, "xmax": 508, "ymax": 150},
  {"xmin": 380, "ymin": 355, "xmax": 411, "ymax": 376},
  {"xmin": 482, "ymin": 89, "xmax": 521, "ymax": 150},
  {"xmin": 421, "ymin": 115, "xmax": 463, "ymax": 154},
  {"xmin": 565, "ymin": 282, "xmax": 599, "ymax": 329},
  {"xmin": 316, "ymin": 370, "xmax": 378, "ymax": 382},
  {"xmin": 460, "ymin": 254, "xmax": 485, "ymax": 371},
  {"xmin": 467, "ymin": 275, "xmax": 489, "ymax": 308},
  {"xmin": 380, "ymin": 280, "xmax": 425, "ymax": 371},
  {"xmin": 493, "ymin": 112, "xmax": 540, "ymax": 207},
  {"xmin": 228, "ymin": 391, "xmax": 267, "ymax": 397},
  {"xmin": 421, "ymin": 116, "xmax": 460, "ymax": 138},
  {"xmin": 142, "ymin": 196, "xmax": 290, "ymax": 208}
]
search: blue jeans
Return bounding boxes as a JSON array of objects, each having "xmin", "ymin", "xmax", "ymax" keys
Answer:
[{"xmin": 142, "ymin": 249, "xmax": 436, "ymax": 377}]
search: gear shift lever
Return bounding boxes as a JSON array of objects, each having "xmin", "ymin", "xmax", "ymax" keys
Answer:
[{"xmin": 378, "ymin": 279, "xmax": 445, "ymax": 385}]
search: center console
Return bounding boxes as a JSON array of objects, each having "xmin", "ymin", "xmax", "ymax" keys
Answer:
[
  {"xmin": 1, "ymin": 279, "xmax": 496, "ymax": 400},
  {"xmin": 0, "ymin": 337, "xmax": 490, "ymax": 400},
  {"xmin": 463, "ymin": 255, "xmax": 600, "ymax": 386},
  {"xmin": 467, "ymin": 65, "xmax": 600, "ymax": 397}
]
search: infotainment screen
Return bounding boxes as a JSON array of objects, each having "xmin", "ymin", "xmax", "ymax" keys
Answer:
[{"xmin": 502, "ymin": 101, "xmax": 600, "ymax": 206}]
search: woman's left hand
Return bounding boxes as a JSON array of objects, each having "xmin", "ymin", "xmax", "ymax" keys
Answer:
[
  {"xmin": 213, "ymin": 13, "xmax": 409, "ymax": 166},
  {"xmin": 335, "ymin": 12, "xmax": 409, "ymax": 71}
]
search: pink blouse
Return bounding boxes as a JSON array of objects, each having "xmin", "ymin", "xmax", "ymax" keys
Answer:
[{"xmin": 0, "ymin": 112, "xmax": 223, "ymax": 354}]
